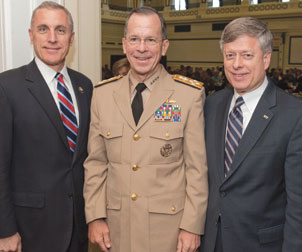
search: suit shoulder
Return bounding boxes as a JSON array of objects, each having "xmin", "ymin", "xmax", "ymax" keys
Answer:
[
  {"xmin": 94, "ymin": 75, "xmax": 123, "ymax": 88},
  {"xmin": 172, "ymin": 74, "xmax": 204, "ymax": 90},
  {"xmin": 276, "ymin": 87, "xmax": 302, "ymax": 107},
  {"xmin": 67, "ymin": 68, "xmax": 92, "ymax": 83},
  {"xmin": 0, "ymin": 65, "xmax": 26, "ymax": 80},
  {"xmin": 0, "ymin": 65, "xmax": 27, "ymax": 89},
  {"xmin": 207, "ymin": 87, "xmax": 232, "ymax": 100}
]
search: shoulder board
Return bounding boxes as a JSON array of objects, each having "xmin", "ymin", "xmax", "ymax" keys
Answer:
[
  {"xmin": 94, "ymin": 75, "xmax": 123, "ymax": 88},
  {"xmin": 172, "ymin": 74, "xmax": 203, "ymax": 90}
]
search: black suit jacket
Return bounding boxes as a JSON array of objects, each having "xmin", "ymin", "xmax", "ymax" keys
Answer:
[
  {"xmin": 201, "ymin": 80, "xmax": 302, "ymax": 252},
  {"xmin": 0, "ymin": 60, "xmax": 93, "ymax": 252}
]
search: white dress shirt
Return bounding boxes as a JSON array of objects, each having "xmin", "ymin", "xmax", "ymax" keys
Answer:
[
  {"xmin": 228, "ymin": 77, "xmax": 268, "ymax": 135},
  {"xmin": 35, "ymin": 57, "xmax": 80, "ymax": 124}
]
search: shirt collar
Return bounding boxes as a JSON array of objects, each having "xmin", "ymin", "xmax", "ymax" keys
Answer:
[
  {"xmin": 35, "ymin": 57, "xmax": 69, "ymax": 84},
  {"xmin": 233, "ymin": 76, "xmax": 268, "ymax": 114},
  {"xmin": 129, "ymin": 65, "xmax": 162, "ymax": 92}
]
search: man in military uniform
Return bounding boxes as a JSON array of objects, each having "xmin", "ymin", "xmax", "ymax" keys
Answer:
[{"xmin": 84, "ymin": 7, "xmax": 208, "ymax": 252}]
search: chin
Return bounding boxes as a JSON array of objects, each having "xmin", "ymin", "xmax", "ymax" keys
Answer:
[{"xmin": 134, "ymin": 67, "xmax": 152, "ymax": 75}]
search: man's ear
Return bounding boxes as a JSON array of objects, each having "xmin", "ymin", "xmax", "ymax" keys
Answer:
[{"xmin": 161, "ymin": 39, "xmax": 169, "ymax": 56}]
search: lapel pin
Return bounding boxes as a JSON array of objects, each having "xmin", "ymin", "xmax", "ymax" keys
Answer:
[
  {"xmin": 78, "ymin": 86, "xmax": 84, "ymax": 93},
  {"xmin": 263, "ymin": 115, "xmax": 269, "ymax": 119}
]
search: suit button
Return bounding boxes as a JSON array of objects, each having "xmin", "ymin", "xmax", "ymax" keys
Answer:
[
  {"xmin": 220, "ymin": 191, "xmax": 227, "ymax": 197},
  {"xmin": 132, "ymin": 164, "xmax": 139, "ymax": 171},
  {"xmin": 165, "ymin": 132, "xmax": 170, "ymax": 138},
  {"xmin": 133, "ymin": 134, "xmax": 140, "ymax": 141},
  {"xmin": 106, "ymin": 131, "xmax": 111, "ymax": 136},
  {"xmin": 131, "ymin": 193, "xmax": 138, "ymax": 201},
  {"xmin": 171, "ymin": 205, "xmax": 176, "ymax": 212}
]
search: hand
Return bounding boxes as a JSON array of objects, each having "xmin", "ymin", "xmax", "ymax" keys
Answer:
[
  {"xmin": 176, "ymin": 229, "xmax": 200, "ymax": 252},
  {"xmin": 88, "ymin": 219, "xmax": 111, "ymax": 252},
  {"xmin": 0, "ymin": 232, "xmax": 22, "ymax": 252}
]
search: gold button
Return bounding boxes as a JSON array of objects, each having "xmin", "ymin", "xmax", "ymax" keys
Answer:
[
  {"xmin": 171, "ymin": 206, "xmax": 176, "ymax": 212},
  {"xmin": 106, "ymin": 131, "xmax": 111, "ymax": 136},
  {"xmin": 131, "ymin": 193, "xmax": 138, "ymax": 201},
  {"xmin": 165, "ymin": 132, "xmax": 170, "ymax": 138},
  {"xmin": 133, "ymin": 134, "xmax": 140, "ymax": 141},
  {"xmin": 132, "ymin": 164, "xmax": 139, "ymax": 171}
]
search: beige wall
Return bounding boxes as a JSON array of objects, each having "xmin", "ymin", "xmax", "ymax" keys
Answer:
[{"xmin": 101, "ymin": 1, "xmax": 302, "ymax": 72}]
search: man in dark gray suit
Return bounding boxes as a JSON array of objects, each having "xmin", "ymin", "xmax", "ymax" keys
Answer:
[
  {"xmin": 201, "ymin": 17, "xmax": 302, "ymax": 252},
  {"xmin": 0, "ymin": 2, "xmax": 92, "ymax": 252}
]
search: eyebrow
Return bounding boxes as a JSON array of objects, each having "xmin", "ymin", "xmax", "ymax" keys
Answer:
[{"xmin": 36, "ymin": 24, "xmax": 68, "ymax": 29}]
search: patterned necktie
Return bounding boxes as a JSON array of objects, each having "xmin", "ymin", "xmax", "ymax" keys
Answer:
[
  {"xmin": 132, "ymin": 82, "xmax": 147, "ymax": 125},
  {"xmin": 224, "ymin": 96, "xmax": 244, "ymax": 176},
  {"xmin": 55, "ymin": 72, "xmax": 78, "ymax": 153}
]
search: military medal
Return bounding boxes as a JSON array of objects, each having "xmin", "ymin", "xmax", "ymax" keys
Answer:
[
  {"xmin": 154, "ymin": 104, "xmax": 181, "ymax": 122},
  {"xmin": 160, "ymin": 144, "xmax": 172, "ymax": 157}
]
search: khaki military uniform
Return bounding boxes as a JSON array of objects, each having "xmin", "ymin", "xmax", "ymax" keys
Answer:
[{"xmin": 84, "ymin": 66, "xmax": 208, "ymax": 252}]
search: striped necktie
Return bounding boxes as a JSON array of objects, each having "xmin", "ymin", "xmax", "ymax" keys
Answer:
[
  {"xmin": 55, "ymin": 72, "xmax": 78, "ymax": 153},
  {"xmin": 224, "ymin": 96, "xmax": 244, "ymax": 176}
]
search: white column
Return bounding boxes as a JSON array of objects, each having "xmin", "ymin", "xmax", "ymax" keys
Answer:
[
  {"xmin": 65, "ymin": 0, "xmax": 101, "ymax": 83},
  {"xmin": 0, "ymin": 0, "xmax": 101, "ymax": 83},
  {"xmin": 0, "ymin": 0, "xmax": 62, "ymax": 73}
]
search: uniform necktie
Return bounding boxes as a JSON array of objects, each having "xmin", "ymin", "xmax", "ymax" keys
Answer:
[
  {"xmin": 55, "ymin": 72, "xmax": 78, "ymax": 153},
  {"xmin": 224, "ymin": 96, "xmax": 244, "ymax": 176},
  {"xmin": 132, "ymin": 82, "xmax": 147, "ymax": 125}
]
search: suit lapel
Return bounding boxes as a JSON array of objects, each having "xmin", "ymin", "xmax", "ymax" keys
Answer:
[
  {"xmin": 113, "ymin": 76, "xmax": 136, "ymax": 131},
  {"xmin": 224, "ymin": 82, "xmax": 276, "ymax": 181},
  {"xmin": 26, "ymin": 60, "xmax": 69, "ymax": 150},
  {"xmin": 215, "ymin": 90, "xmax": 233, "ymax": 183},
  {"xmin": 136, "ymin": 69, "xmax": 174, "ymax": 131},
  {"xmin": 68, "ymin": 69, "xmax": 88, "ymax": 158}
]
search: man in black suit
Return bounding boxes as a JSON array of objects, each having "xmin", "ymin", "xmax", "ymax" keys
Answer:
[
  {"xmin": 201, "ymin": 17, "xmax": 302, "ymax": 252},
  {"xmin": 0, "ymin": 2, "xmax": 92, "ymax": 252}
]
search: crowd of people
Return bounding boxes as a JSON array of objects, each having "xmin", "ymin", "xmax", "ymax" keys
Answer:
[
  {"xmin": 104, "ymin": 63, "xmax": 302, "ymax": 96},
  {"xmin": 269, "ymin": 68, "xmax": 302, "ymax": 94}
]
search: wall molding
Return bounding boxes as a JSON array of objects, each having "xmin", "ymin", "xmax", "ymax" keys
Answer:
[{"xmin": 0, "ymin": 0, "xmax": 13, "ymax": 72}]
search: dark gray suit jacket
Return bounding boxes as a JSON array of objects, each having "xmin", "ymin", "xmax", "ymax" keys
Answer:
[
  {"xmin": 0, "ymin": 60, "xmax": 93, "ymax": 252},
  {"xmin": 201, "ymin": 80, "xmax": 302, "ymax": 252}
]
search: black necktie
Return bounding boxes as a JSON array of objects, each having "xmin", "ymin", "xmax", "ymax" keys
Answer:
[{"xmin": 132, "ymin": 82, "xmax": 147, "ymax": 125}]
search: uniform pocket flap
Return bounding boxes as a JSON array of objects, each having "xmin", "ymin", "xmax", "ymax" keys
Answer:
[
  {"xmin": 100, "ymin": 124, "xmax": 123, "ymax": 139},
  {"xmin": 12, "ymin": 192, "xmax": 44, "ymax": 208},
  {"xmin": 106, "ymin": 191, "xmax": 121, "ymax": 210},
  {"xmin": 258, "ymin": 224, "xmax": 284, "ymax": 244},
  {"xmin": 150, "ymin": 124, "xmax": 183, "ymax": 140},
  {"xmin": 148, "ymin": 193, "xmax": 185, "ymax": 215}
]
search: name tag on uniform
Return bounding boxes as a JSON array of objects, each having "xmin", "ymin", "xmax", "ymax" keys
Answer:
[{"xmin": 154, "ymin": 104, "xmax": 181, "ymax": 122}]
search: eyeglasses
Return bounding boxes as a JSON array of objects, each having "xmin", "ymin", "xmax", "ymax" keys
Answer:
[{"xmin": 126, "ymin": 37, "xmax": 163, "ymax": 47}]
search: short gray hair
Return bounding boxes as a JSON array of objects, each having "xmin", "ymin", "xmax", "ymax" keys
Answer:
[
  {"xmin": 220, "ymin": 17, "xmax": 273, "ymax": 54},
  {"xmin": 31, "ymin": 1, "xmax": 74, "ymax": 33},
  {"xmin": 124, "ymin": 6, "xmax": 167, "ymax": 40}
]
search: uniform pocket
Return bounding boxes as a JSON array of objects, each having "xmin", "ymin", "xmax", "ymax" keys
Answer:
[
  {"xmin": 149, "ymin": 124, "xmax": 184, "ymax": 164},
  {"xmin": 258, "ymin": 224, "xmax": 284, "ymax": 244},
  {"xmin": 148, "ymin": 192, "xmax": 185, "ymax": 215},
  {"xmin": 106, "ymin": 189, "xmax": 121, "ymax": 210},
  {"xmin": 99, "ymin": 123, "xmax": 123, "ymax": 163},
  {"xmin": 12, "ymin": 192, "xmax": 44, "ymax": 208},
  {"xmin": 148, "ymin": 193, "xmax": 185, "ymax": 251},
  {"xmin": 106, "ymin": 189, "xmax": 121, "ymax": 251}
]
